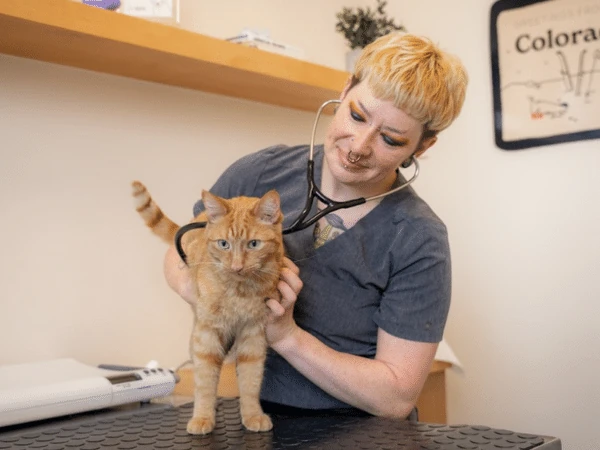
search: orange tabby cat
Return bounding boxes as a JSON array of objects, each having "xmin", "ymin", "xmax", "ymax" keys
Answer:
[{"xmin": 132, "ymin": 181, "xmax": 284, "ymax": 435}]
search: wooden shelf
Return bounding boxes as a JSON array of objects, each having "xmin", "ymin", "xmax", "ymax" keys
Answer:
[{"xmin": 0, "ymin": 0, "xmax": 349, "ymax": 113}]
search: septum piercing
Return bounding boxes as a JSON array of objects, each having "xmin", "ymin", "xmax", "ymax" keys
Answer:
[
  {"xmin": 347, "ymin": 151, "xmax": 361, "ymax": 163},
  {"xmin": 347, "ymin": 137, "xmax": 361, "ymax": 164}
]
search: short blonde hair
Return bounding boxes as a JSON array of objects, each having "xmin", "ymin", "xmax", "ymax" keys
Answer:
[{"xmin": 353, "ymin": 32, "xmax": 468, "ymax": 134}]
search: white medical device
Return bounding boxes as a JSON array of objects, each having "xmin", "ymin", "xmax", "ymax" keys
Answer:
[{"xmin": 0, "ymin": 358, "xmax": 178, "ymax": 427}]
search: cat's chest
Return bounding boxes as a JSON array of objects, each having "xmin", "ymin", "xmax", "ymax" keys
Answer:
[{"xmin": 197, "ymin": 287, "xmax": 268, "ymax": 325}]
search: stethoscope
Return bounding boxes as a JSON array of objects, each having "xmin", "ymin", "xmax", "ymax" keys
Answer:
[{"xmin": 175, "ymin": 99, "xmax": 420, "ymax": 265}]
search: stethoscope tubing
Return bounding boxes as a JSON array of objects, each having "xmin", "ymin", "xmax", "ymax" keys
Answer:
[
  {"xmin": 282, "ymin": 99, "xmax": 419, "ymax": 234},
  {"xmin": 174, "ymin": 99, "xmax": 420, "ymax": 263}
]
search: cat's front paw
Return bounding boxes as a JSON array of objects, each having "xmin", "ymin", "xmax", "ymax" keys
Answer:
[
  {"xmin": 187, "ymin": 416, "xmax": 216, "ymax": 435},
  {"xmin": 242, "ymin": 413, "xmax": 273, "ymax": 432}
]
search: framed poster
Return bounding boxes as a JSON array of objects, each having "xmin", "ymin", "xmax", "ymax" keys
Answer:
[{"xmin": 490, "ymin": 0, "xmax": 600, "ymax": 150}]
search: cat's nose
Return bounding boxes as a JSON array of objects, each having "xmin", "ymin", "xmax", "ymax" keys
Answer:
[{"xmin": 231, "ymin": 261, "xmax": 244, "ymax": 273}]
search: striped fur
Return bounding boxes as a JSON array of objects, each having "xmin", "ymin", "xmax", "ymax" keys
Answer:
[
  {"xmin": 131, "ymin": 181, "xmax": 284, "ymax": 435},
  {"xmin": 132, "ymin": 181, "xmax": 180, "ymax": 244}
]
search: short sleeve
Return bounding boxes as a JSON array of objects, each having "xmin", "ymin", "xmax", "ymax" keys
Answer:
[{"xmin": 372, "ymin": 220, "xmax": 452, "ymax": 343}]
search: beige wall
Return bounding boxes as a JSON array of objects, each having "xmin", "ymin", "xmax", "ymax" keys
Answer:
[
  {"xmin": 385, "ymin": 1, "xmax": 599, "ymax": 450},
  {"xmin": 1, "ymin": 1, "xmax": 599, "ymax": 449}
]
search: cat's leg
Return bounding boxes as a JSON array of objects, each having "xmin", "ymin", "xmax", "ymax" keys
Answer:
[
  {"xmin": 187, "ymin": 324, "xmax": 225, "ymax": 435},
  {"xmin": 235, "ymin": 324, "xmax": 272, "ymax": 432}
]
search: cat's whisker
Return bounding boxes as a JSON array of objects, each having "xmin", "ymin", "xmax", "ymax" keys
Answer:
[
  {"xmin": 246, "ymin": 266, "xmax": 281, "ymax": 280},
  {"xmin": 258, "ymin": 269, "xmax": 281, "ymax": 278},
  {"xmin": 250, "ymin": 265, "xmax": 279, "ymax": 274},
  {"xmin": 252, "ymin": 271, "xmax": 275, "ymax": 283},
  {"xmin": 184, "ymin": 260, "xmax": 222, "ymax": 268}
]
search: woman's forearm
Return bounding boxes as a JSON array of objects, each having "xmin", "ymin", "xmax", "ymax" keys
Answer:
[{"xmin": 271, "ymin": 328, "xmax": 418, "ymax": 418}]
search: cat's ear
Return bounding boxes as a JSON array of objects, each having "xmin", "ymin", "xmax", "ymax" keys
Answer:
[
  {"xmin": 254, "ymin": 190, "xmax": 281, "ymax": 225},
  {"xmin": 201, "ymin": 190, "xmax": 229, "ymax": 223}
]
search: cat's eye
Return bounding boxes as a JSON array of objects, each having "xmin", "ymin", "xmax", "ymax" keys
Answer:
[
  {"xmin": 217, "ymin": 240, "xmax": 230, "ymax": 250},
  {"xmin": 247, "ymin": 240, "xmax": 261, "ymax": 249}
]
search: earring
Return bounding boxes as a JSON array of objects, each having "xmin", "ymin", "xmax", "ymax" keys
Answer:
[{"xmin": 401, "ymin": 157, "xmax": 413, "ymax": 168}]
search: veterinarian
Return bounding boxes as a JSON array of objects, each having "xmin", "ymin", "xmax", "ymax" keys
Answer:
[{"xmin": 164, "ymin": 31, "xmax": 468, "ymax": 419}]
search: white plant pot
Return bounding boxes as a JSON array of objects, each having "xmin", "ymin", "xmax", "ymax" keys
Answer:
[{"xmin": 345, "ymin": 48, "xmax": 362, "ymax": 72}]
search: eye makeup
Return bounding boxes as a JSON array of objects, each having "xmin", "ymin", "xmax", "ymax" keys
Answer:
[{"xmin": 349, "ymin": 101, "xmax": 410, "ymax": 147}]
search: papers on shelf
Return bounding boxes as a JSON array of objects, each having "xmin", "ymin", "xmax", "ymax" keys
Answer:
[{"xmin": 226, "ymin": 29, "xmax": 305, "ymax": 60}]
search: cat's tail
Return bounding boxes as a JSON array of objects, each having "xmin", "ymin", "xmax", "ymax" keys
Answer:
[{"xmin": 132, "ymin": 181, "xmax": 180, "ymax": 245}]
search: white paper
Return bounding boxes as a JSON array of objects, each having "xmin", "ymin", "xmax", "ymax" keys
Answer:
[
  {"xmin": 124, "ymin": 0, "xmax": 173, "ymax": 18},
  {"xmin": 434, "ymin": 339, "xmax": 462, "ymax": 368}
]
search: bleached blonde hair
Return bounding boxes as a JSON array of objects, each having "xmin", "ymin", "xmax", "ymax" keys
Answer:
[{"xmin": 352, "ymin": 32, "xmax": 468, "ymax": 135}]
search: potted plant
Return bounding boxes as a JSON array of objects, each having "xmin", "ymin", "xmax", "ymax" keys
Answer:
[{"xmin": 335, "ymin": 0, "xmax": 406, "ymax": 71}]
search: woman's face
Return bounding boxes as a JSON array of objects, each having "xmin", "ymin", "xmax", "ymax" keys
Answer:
[{"xmin": 323, "ymin": 80, "xmax": 436, "ymax": 195}]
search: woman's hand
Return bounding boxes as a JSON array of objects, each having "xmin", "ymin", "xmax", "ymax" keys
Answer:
[{"xmin": 265, "ymin": 257, "xmax": 303, "ymax": 350}]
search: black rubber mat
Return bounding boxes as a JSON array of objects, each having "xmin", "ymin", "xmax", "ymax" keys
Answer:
[{"xmin": 0, "ymin": 398, "xmax": 561, "ymax": 449}]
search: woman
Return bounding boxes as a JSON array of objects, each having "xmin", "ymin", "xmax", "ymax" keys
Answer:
[{"xmin": 164, "ymin": 31, "xmax": 468, "ymax": 419}]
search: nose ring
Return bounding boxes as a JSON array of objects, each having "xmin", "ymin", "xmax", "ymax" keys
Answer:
[{"xmin": 348, "ymin": 151, "xmax": 361, "ymax": 163}]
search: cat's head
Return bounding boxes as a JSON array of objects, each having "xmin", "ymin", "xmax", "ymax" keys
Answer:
[{"xmin": 201, "ymin": 190, "xmax": 284, "ymax": 278}]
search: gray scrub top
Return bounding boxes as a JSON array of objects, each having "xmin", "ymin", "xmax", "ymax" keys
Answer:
[{"xmin": 193, "ymin": 144, "xmax": 451, "ymax": 409}]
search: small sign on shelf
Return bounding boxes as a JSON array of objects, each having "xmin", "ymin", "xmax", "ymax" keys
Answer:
[
  {"xmin": 121, "ymin": 0, "xmax": 180, "ymax": 24},
  {"xmin": 227, "ymin": 29, "xmax": 305, "ymax": 60}
]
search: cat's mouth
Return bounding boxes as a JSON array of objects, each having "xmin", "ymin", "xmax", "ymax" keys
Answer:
[
  {"xmin": 228, "ymin": 267, "xmax": 258, "ymax": 279},
  {"xmin": 227, "ymin": 267, "xmax": 267, "ymax": 281},
  {"xmin": 229, "ymin": 270, "xmax": 247, "ymax": 278}
]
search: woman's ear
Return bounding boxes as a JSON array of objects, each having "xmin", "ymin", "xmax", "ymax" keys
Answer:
[{"xmin": 415, "ymin": 136, "xmax": 438, "ymax": 158}]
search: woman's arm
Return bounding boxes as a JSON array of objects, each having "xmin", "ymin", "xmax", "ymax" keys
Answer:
[
  {"xmin": 266, "ymin": 258, "xmax": 437, "ymax": 418},
  {"xmin": 163, "ymin": 245, "xmax": 196, "ymax": 305}
]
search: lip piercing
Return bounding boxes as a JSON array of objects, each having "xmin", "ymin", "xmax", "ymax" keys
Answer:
[{"xmin": 347, "ymin": 151, "xmax": 361, "ymax": 163}]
